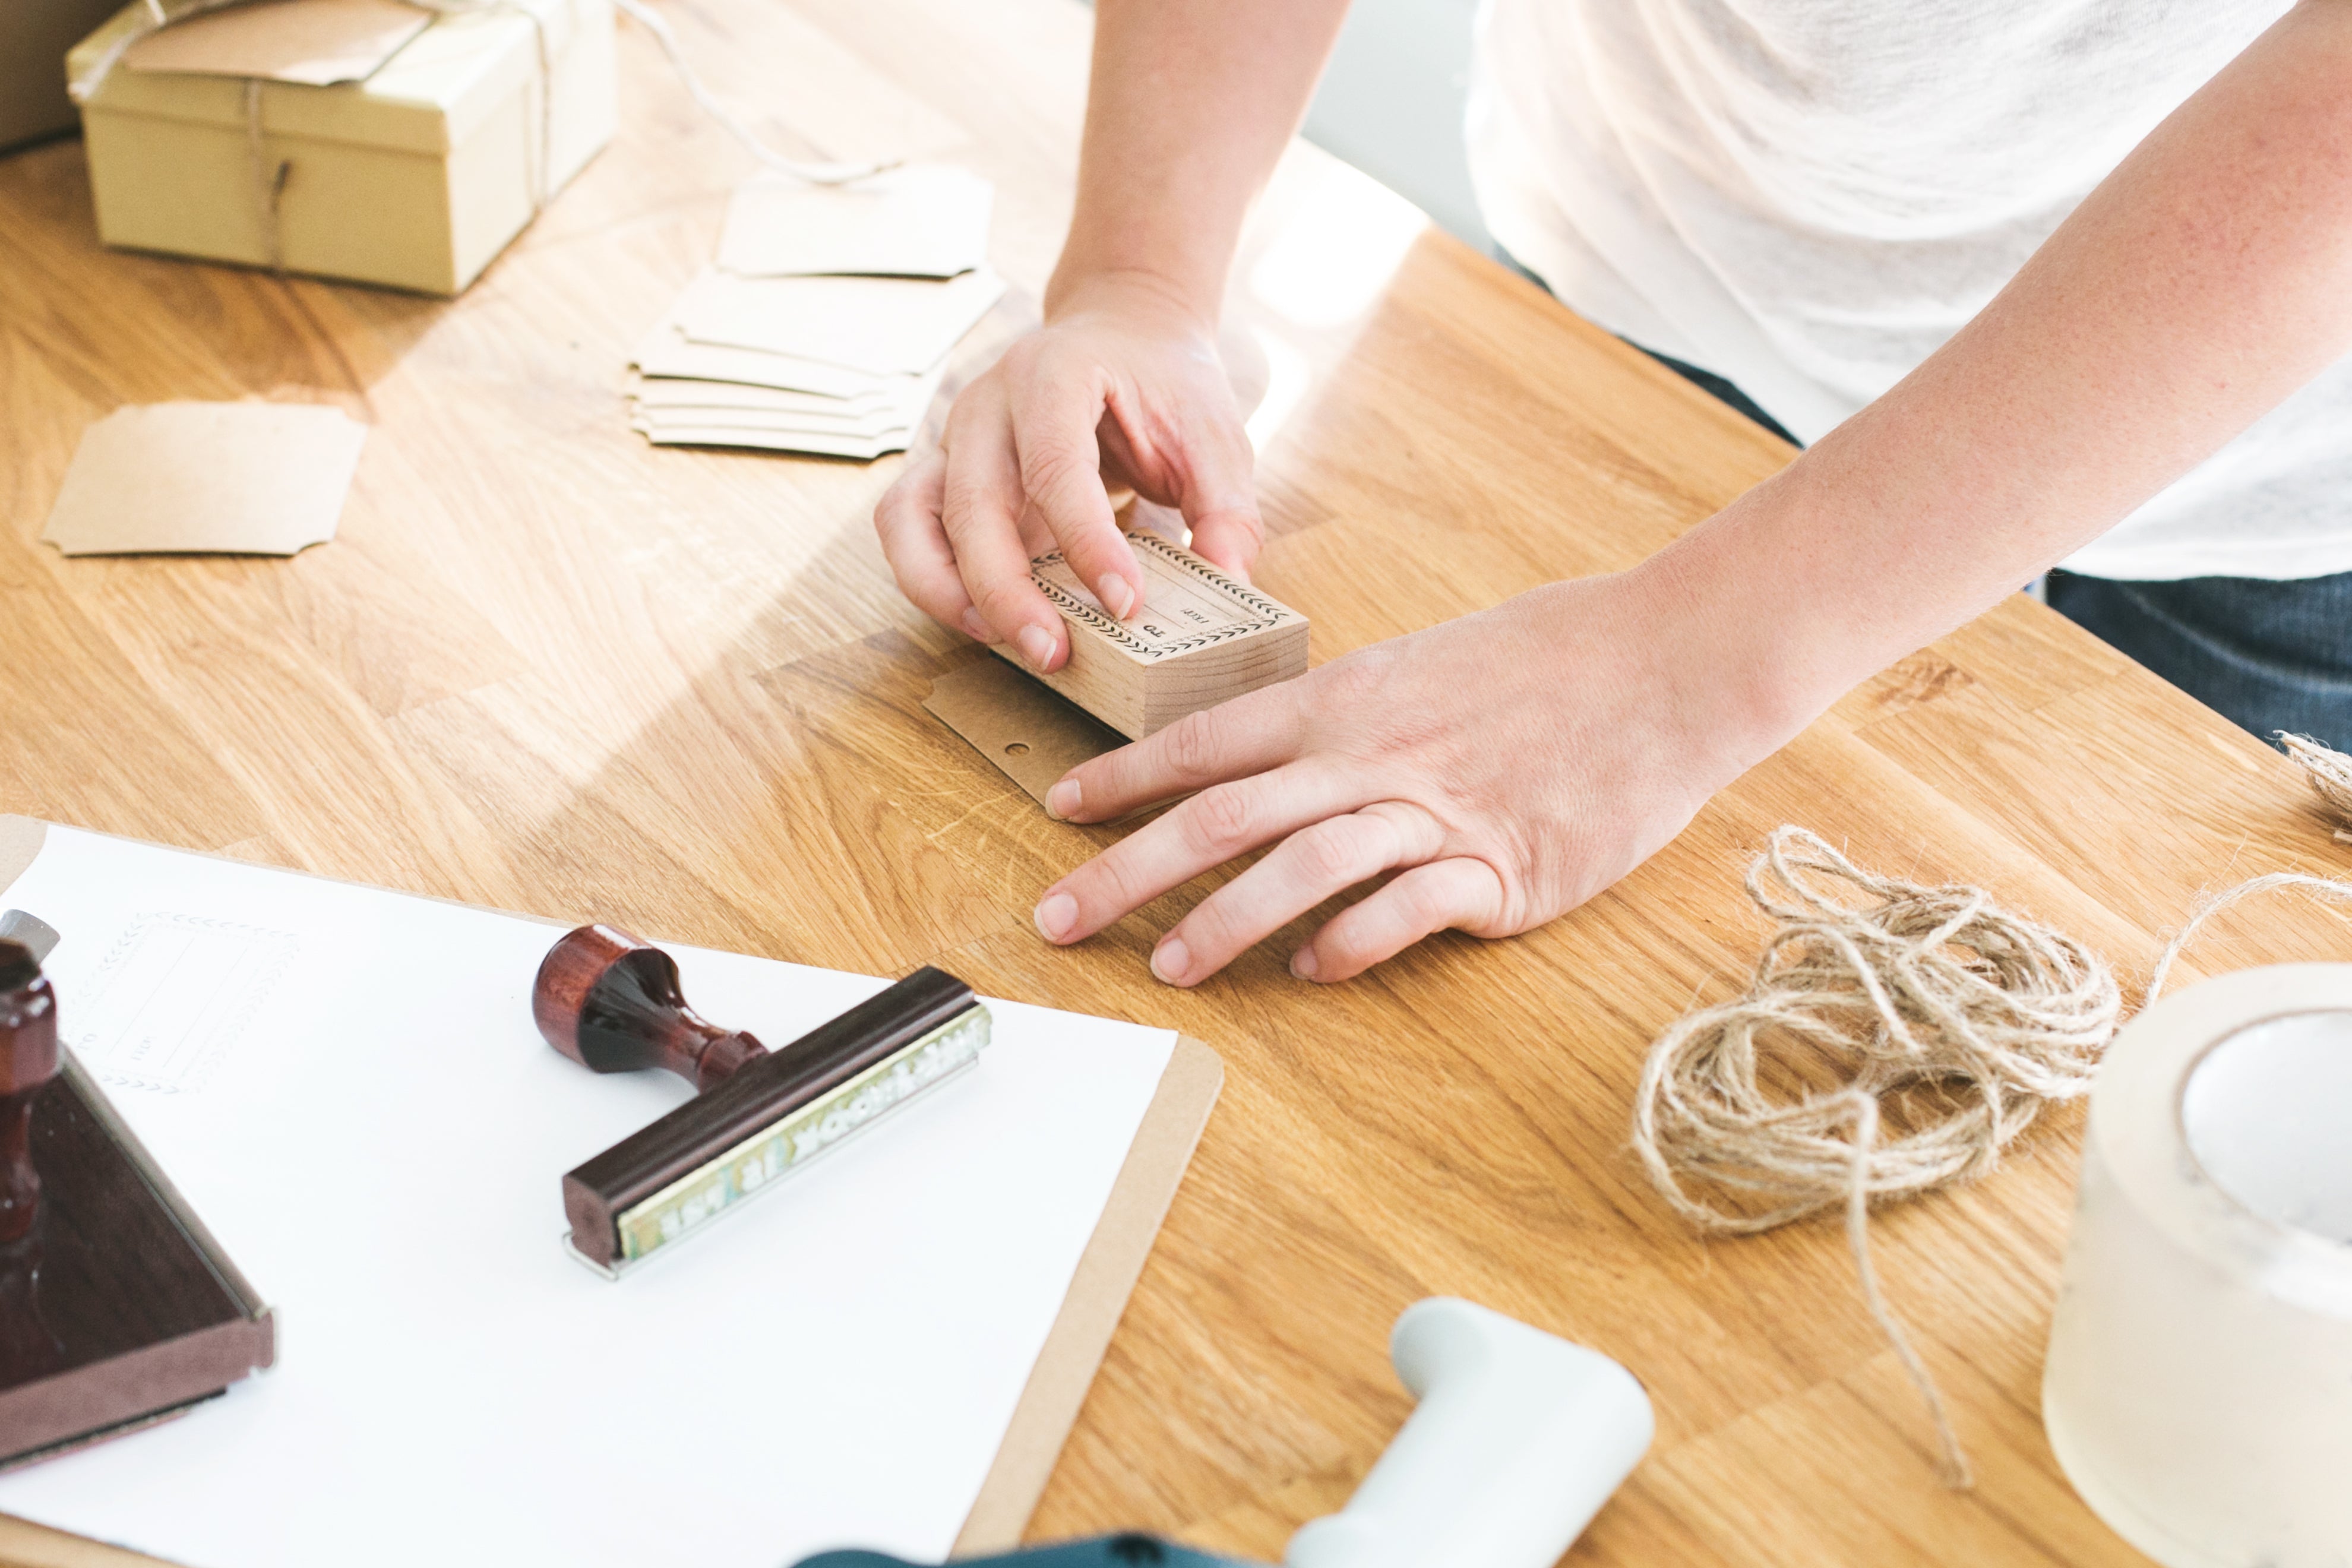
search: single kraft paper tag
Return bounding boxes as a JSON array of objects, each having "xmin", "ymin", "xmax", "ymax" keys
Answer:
[
  {"xmin": 668, "ymin": 268, "xmax": 1009, "ymax": 378},
  {"xmin": 631, "ymin": 327, "xmax": 912, "ymax": 400},
  {"xmin": 922, "ymin": 658, "xmax": 1127, "ymax": 811},
  {"xmin": 717, "ymin": 165, "xmax": 994, "ymax": 280},
  {"xmin": 43, "ymin": 402, "xmax": 368, "ymax": 558},
  {"xmin": 121, "ymin": 0, "xmax": 434, "ymax": 86}
]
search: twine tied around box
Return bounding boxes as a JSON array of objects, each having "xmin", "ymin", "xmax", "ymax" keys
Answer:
[
  {"xmin": 71, "ymin": 0, "xmax": 899, "ymax": 278},
  {"xmin": 1635, "ymin": 734, "xmax": 2352, "ymax": 1487},
  {"xmin": 71, "ymin": 0, "xmax": 564, "ymax": 275},
  {"xmin": 242, "ymin": 0, "xmax": 558, "ymax": 275}
]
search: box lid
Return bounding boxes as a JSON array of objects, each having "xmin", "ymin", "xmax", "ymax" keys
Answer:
[{"xmin": 69, "ymin": 0, "xmax": 587, "ymax": 154}]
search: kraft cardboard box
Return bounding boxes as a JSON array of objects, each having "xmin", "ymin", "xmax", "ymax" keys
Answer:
[{"xmin": 67, "ymin": 0, "xmax": 615, "ymax": 295}]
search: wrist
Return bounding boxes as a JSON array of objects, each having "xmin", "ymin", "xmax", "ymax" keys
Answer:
[
  {"xmin": 1620, "ymin": 478, "xmax": 1888, "ymax": 781},
  {"xmin": 1044, "ymin": 262, "xmax": 1221, "ymax": 337}
]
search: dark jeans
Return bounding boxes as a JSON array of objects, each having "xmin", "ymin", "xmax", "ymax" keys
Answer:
[
  {"xmin": 1635, "ymin": 347, "xmax": 1801, "ymax": 445},
  {"xmin": 1495, "ymin": 246, "xmax": 2351, "ymax": 750},
  {"xmin": 2046, "ymin": 569, "xmax": 2352, "ymax": 750}
]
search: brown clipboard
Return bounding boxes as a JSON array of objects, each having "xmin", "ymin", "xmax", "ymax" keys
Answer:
[{"xmin": 0, "ymin": 815, "xmax": 1225, "ymax": 1566}]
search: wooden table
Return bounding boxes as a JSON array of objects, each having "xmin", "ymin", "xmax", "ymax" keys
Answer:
[{"xmin": 3, "ymin": 1, "xmax": 2347, "ymax": 1563}]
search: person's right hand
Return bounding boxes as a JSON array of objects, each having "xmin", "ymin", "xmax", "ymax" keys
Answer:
[{"xmin": 874, "ymin": 271, "xmax": 1263, "ymax": 672}]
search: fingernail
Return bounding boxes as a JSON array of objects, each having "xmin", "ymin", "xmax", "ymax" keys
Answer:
[
  {"xmin": 961, "ymin": 608, "xmax": 995, "ymax": 643},
  {"xmin": 1099, "ymin": 576, "xmax": 1135, "ymax": 618},
  {"xmin": 1289, "ymin": 947, "xmax": 1319, "ymax": 981},
  {"xmin": 1046, "ymin": 778, "xmax": 1081, "ymax": 819},
  {"xmin": 1150, "ymin": 937, "xmax": 1190, "ymax": 985},
  {"xmin": 1017, "ymin": 625, "xmax": 1057, "ymax": 671},
  {"xmin": 1033, "ymin": 892, "xmax": 1077, "ymax": 943}
]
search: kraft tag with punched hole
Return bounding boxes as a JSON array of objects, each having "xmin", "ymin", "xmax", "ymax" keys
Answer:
[{"xmin": 921, "ymin": 658, "xmax": 1127, "ymax": 811}]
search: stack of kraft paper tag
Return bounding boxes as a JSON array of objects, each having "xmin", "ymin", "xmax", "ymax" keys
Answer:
[{"xmin": 629, "ymin": 163, "xmax": 1004, "ymax": 461}]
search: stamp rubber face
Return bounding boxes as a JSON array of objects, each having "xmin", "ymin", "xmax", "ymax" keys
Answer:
[{"xmin": 1032, "ymin": 535, "xmax": 1295, "ymax": 663}]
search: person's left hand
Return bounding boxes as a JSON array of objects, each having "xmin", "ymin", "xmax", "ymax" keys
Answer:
[{"xmin": 1028, "ymin": 561, "xmax": 1800, "ymax": 984}]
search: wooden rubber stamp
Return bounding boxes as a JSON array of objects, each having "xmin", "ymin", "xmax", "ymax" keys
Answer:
[
  {"xmin": 0, "ymin": 918, "xmax": 275, "ymax": 1469},
  {"xmin": 534, "ymin": 925, "xmax": 991, "ymax": 1277},
  {"xmin": 1001, "ymin": 532, "xmax": 1308, "ymax": 739}
]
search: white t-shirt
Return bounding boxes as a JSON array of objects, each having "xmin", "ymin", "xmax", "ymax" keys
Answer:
[{"xmin": 1465, "ymin": 0, "xmax": 2352, "ymax": 581}]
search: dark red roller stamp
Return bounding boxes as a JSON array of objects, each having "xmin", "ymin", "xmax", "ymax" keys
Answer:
[{"xmin": 533, "ymin": 925, "xmax": 991, "ymax": 1276}]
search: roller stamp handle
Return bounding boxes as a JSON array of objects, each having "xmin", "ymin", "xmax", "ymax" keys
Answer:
[
  {"xmin": 532, "ymin": 925, "xmax": 767, "ymax": 1091},
  {"xmin": 1284, "ymin": 1299, "xmax": 1654, "ymax": 1568},
  {"xmin": 0, "ymin": 940, "xmax": 61, "ymax": 1244}
]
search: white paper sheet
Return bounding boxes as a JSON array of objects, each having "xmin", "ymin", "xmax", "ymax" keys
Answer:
[{"xmin": 0, "ymin": 827, "xmax": 1175, "ymax": 1568}]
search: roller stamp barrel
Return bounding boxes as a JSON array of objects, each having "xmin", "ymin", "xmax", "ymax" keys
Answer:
[{"xmin": 1284, "ymin": 1298, "xmax": 1652, "ymax": 1568}]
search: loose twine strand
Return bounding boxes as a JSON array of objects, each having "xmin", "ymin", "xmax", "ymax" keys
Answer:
[
  {"xmin": 1633, "ymin": 736, "xmax": 2352, "ymax": 1488},
  {"xmin": 606, "ymin": 0, "xmax": 896, "ymax": 185}
]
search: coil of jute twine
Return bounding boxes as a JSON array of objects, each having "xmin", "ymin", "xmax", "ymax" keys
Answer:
[
  {"xmin": 2283, "ymin": 731, "xmax": 2352, "ymax": 844},
  {"xmin": 1633, "ymin": 735, "xmax": 2352, "ymax": 1488}
]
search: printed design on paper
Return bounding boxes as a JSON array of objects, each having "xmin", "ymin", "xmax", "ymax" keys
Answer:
[{"xmin": 67, "ymin": 912, "xmax": 299, "ymax": 1093}]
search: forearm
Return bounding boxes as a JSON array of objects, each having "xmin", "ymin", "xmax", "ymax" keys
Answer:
[
  {"xmin": 1048, "ymin": 0, "xmax": 1354, "ymax": 323},
  {"xmin": 1652, "ymin": 0, "xmax": 2352, "ymax": 759}
]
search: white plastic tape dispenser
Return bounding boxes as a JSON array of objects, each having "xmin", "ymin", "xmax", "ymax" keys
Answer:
[
  {"xmin": 798, "ymin": 1297, "xmax": 1654, "ymax": 1568},
  {"xmin": 2044, "ymin": 963, "xmax": 2352, "ymax": 1566}
]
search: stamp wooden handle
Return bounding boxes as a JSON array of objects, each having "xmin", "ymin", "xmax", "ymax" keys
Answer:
[
  {"xmin": 0, "ymin": 941, "xmax": 61, "ymax": 1244},
  {"xmin": 532, "ymin": 925, "xmax": 767, "ymax": 1092}
]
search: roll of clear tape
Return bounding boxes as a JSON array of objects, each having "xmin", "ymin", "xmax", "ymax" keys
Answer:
[{"xmin": 2044, "ymin": 963, "xmax": 2352, "ymax": 1566}]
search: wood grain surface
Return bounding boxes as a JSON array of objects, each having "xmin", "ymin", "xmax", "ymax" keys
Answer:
[{"xmin": 4, "ymin": 0, "xmax": 2348, "ymax": 1563}]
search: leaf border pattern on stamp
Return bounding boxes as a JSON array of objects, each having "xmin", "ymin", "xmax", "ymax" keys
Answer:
[{"xmin": 1030, "ymin": 533, "xmax": 1295, "ymax": 659}]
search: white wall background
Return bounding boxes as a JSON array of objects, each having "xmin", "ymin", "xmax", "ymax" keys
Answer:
[
  {"xmin": 1072, "ymin": 0, "xmax": 1494, "ymax": 253},
  {"xmin": 1301, "ymin": 0, "xmax": 1493, "ymax": 252}
]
